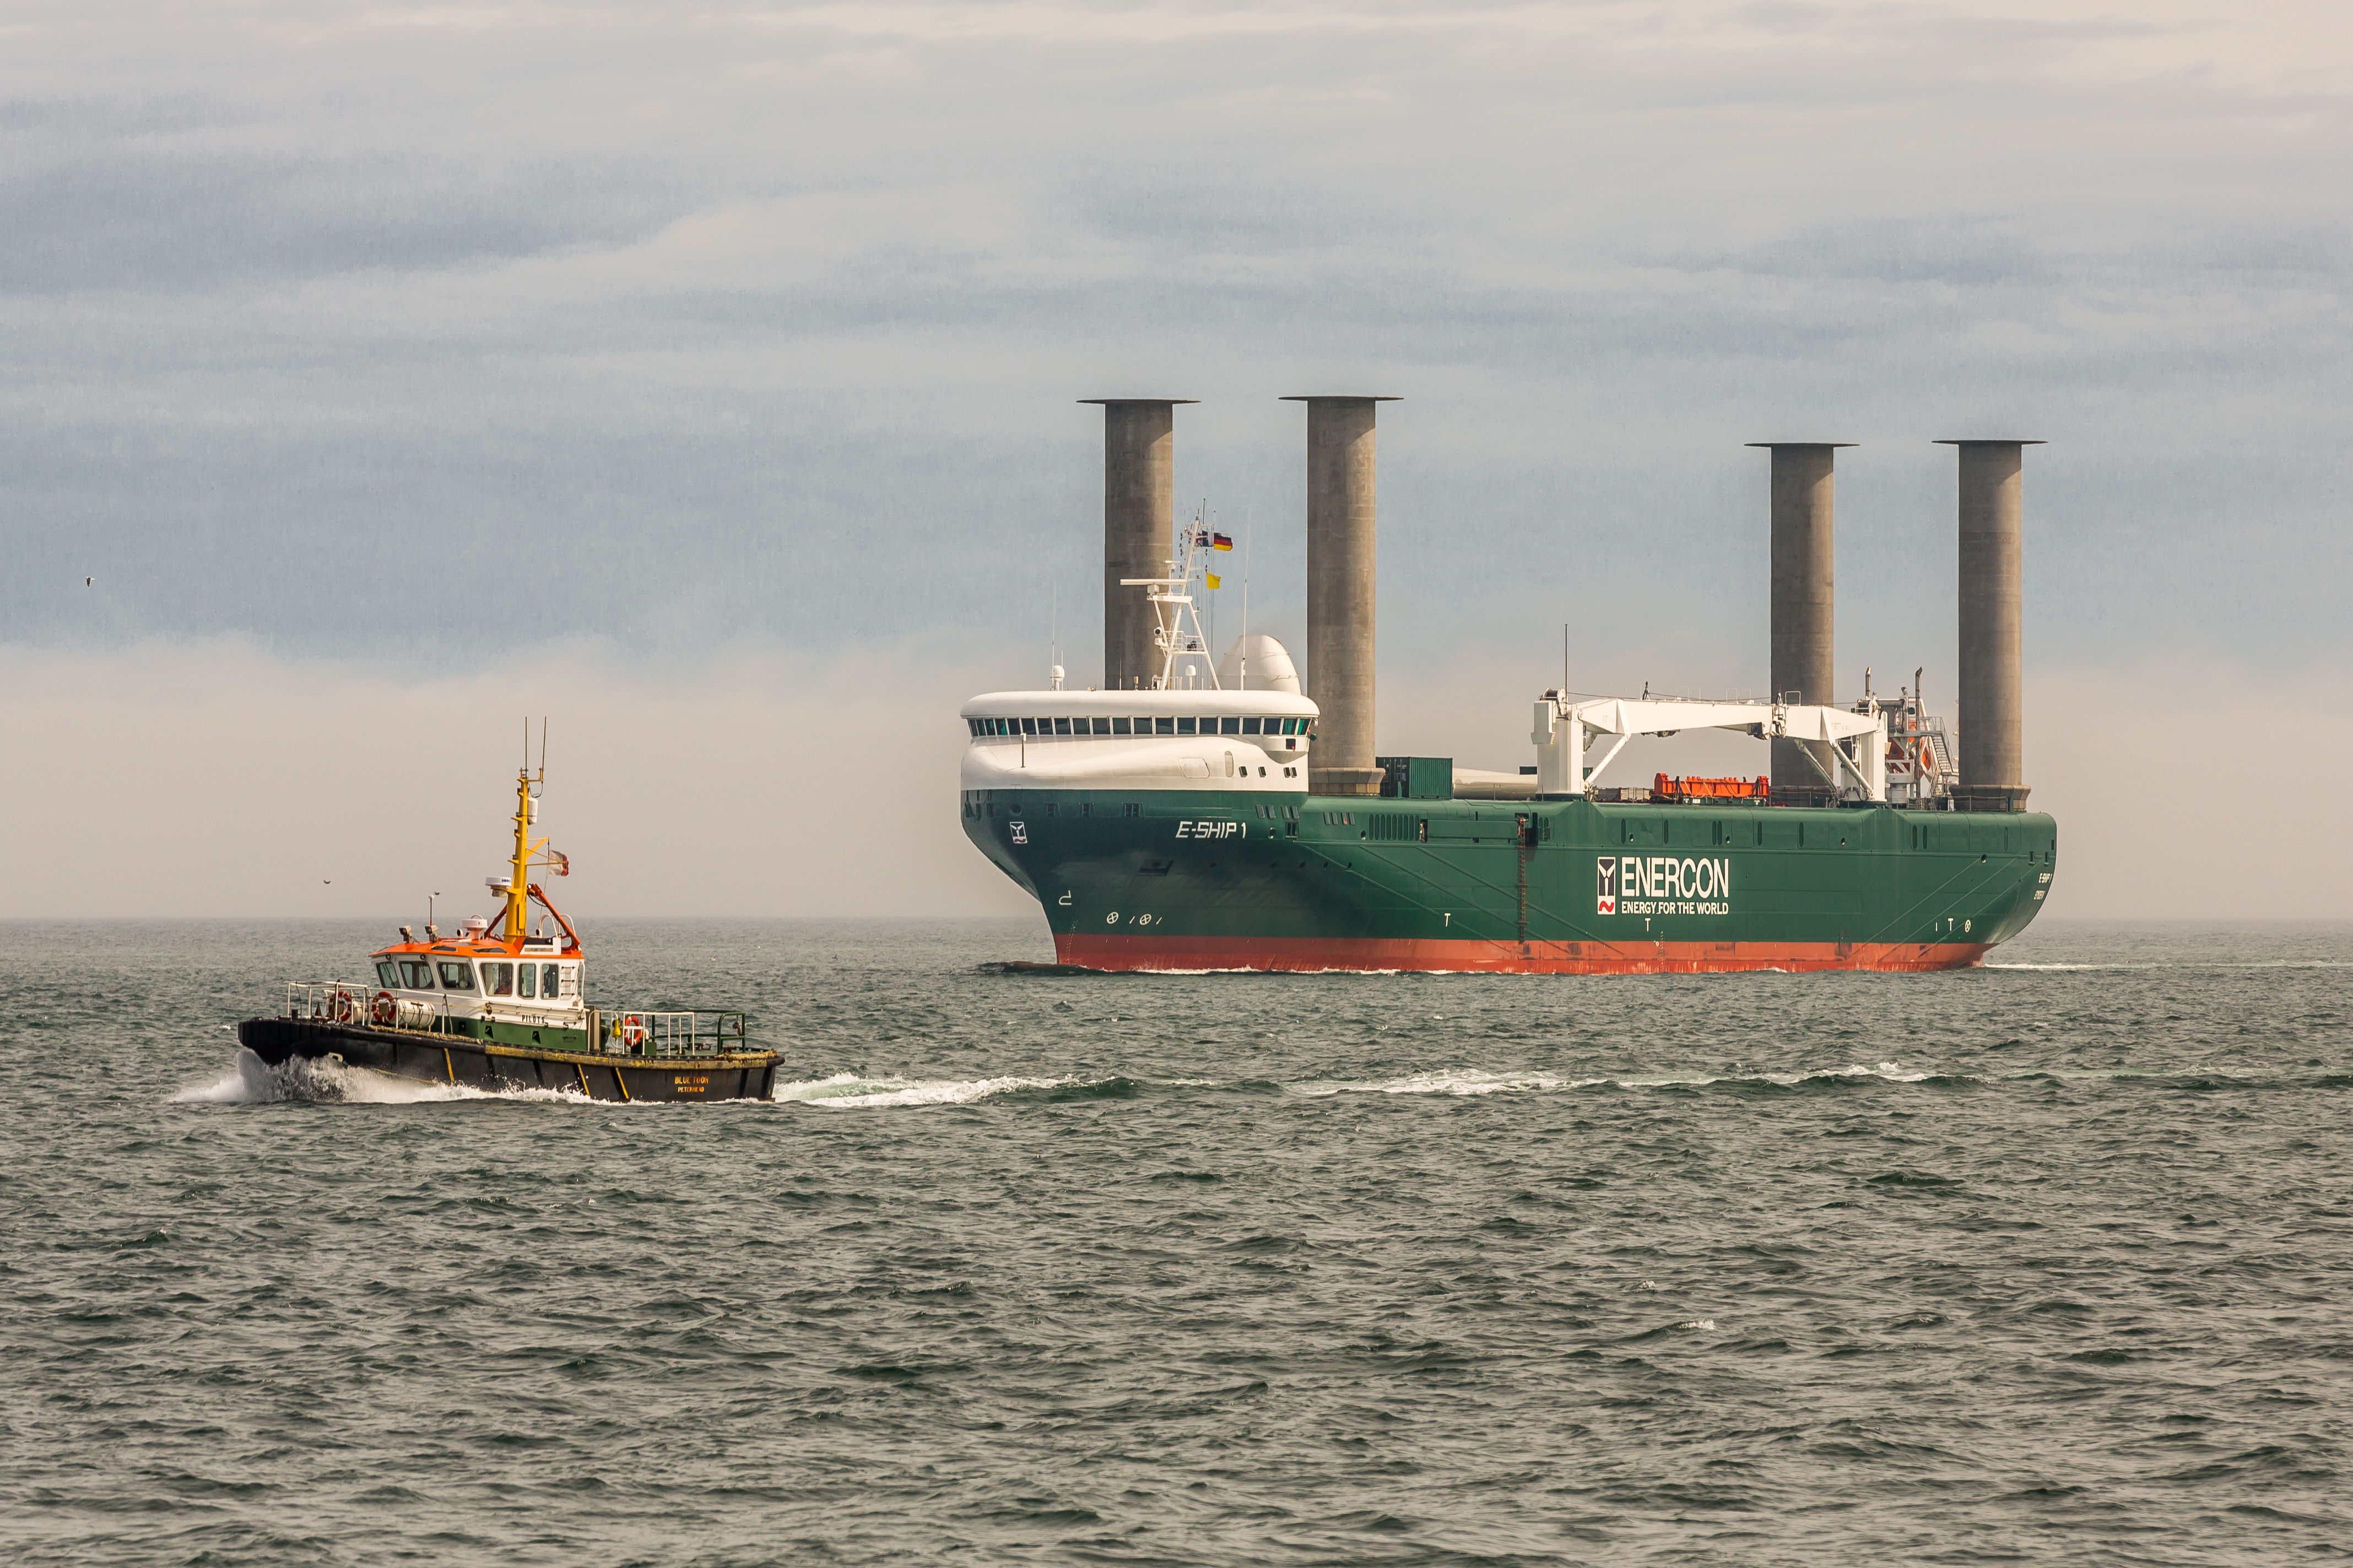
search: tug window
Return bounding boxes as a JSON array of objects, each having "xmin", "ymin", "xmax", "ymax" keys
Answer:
[
  {"xmin": 518, "ymin": 964, "xmax": 537, "ymax": 1000},
  {"xmin": 400, "ymin": 960, "xmax": 435, "ymax": 989},
  {"xmin": 1112, "ymin": 717, "xmax": 1132, "ymax": 735},
  {"xmin": 436, "ymin": 961, "xmax": 477, "ymax": 991},
  {"xmin": 483, "ymin": 962, "xmax": 515, "ymax": 997},
  {"xmin": 376, "ymin": 961, "xmax": 398, "ymax": 988}
]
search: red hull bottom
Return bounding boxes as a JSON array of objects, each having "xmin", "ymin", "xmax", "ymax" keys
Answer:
[{"xmin": 1051, "ymin": 935, "xmax": 1993, "ymax": 974}]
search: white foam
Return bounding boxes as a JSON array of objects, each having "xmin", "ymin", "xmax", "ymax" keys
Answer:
[
  {"xmin": 1286, "ymin": 1061, "xmax": 1934, "ymax": 1097},
  {"xmin": 1821, "ymin": 1061, "xmax": 1933, "ymax": 1084},
  {"xmin": 1987, "ymin": 961, "xmax": 2353, "ymax": 972},
  {"xmin": 1284, "ymin": 1068, "xmax": 1605, "ymax": 1098},
  {"xmin": 171, "ymin": 1049, "xmax": 591, "ymax": 1106},
  {"xmin": 1677, "ymin": 1319, "xmax": 1717, "ymax": 1331},
  {"xmin": 770, "ymin": 1072, "xmax": 1073, "ymax": 1109}
]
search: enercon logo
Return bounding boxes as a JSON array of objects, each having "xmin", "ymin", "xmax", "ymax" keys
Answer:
[{"xmin": 1597, "ymin": 855, "xmax": 1731, "ymax": 916}]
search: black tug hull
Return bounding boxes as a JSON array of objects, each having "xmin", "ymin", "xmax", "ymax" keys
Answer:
[{"xmin": 236, "ymin": 1017, "xmax": 778, "ymax": 1103}]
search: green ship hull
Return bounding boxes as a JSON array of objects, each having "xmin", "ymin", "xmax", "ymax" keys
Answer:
[{"xmin": 963, "ymin": 789, "xmax": 2054, "ymax": 973}]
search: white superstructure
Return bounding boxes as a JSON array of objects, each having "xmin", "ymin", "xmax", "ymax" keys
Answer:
[{"xmin": 961, "ymin": 687, "xmax": 1318, "ymax": 794}]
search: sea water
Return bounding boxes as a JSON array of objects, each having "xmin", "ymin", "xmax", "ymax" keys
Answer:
[{"xmin": 3, "ymin": 917, "xmax": 2348, "ymax": 1564}]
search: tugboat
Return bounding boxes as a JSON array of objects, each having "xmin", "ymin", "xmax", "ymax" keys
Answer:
[{"xmin": 237, "ymin": 752, "xmax": 781, "ymax": 1102}]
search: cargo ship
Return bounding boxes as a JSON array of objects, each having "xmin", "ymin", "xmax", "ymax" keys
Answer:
[
  {"xmin": 237, "ymin": 748, "xmax": 781, "ymax": 1100},
  {"xmin": 959, "ymin": 402, "xmax": 2053, "ymax": 973}
]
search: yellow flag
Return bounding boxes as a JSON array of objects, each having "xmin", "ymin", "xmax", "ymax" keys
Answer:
[{"xmin": 1205, "ymin": 573, "xmax": 1221, "ymax": 589}]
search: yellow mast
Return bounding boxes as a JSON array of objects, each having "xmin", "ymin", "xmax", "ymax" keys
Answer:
[{"xmin": 506, "ymin": 721, "xmax": 548, "ymax": 941}]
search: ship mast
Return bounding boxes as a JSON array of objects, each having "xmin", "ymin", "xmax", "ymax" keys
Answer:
[
  {"xmin": 1116, "ymin": 503, "xmax": 1222, "ymax": 691},
  {"xmin": 504, "ymin": 721, "xmax": 551, "ymax": 941}
]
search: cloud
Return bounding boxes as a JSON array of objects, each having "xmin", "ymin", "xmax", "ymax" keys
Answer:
[
  {"xmin": 0, "ymin": 133, "xmax": 684, "ymax": 292},
  {"xmin": 0, "ymin": 1, "xmax": 2345, "ymax": 741}
]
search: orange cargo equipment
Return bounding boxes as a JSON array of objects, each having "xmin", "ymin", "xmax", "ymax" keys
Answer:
[{"xmin": 1653, "ymin": 773, "xmax": 1771, "ymax": 801}]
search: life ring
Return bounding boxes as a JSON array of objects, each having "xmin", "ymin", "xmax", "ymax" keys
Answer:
[
  {"xmin": 371, "ymin": 990, "xmax": 397, "ymax": 1027},
  {"xmin": 332, "ymin": 989, "xmax": 358, "ymax": 1024},
  {"xmin": 620, "ymin": 1013, "xmax": 646, "ymax": 1048}
]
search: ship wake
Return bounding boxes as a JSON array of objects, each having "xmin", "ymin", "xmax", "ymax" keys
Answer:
[{"xmin": 172, "ymin": 1048, "xmax": 593, "ymax": 1106}]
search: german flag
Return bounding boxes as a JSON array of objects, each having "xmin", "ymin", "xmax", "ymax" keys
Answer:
[{"xmin": 1211, "ymin": 533, "xmax": 1234, "ymax": 550}]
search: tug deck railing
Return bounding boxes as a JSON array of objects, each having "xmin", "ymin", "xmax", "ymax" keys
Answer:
[{"xmin": 280, "ymin": 983, "xmax": 753, "ymax": 1060}]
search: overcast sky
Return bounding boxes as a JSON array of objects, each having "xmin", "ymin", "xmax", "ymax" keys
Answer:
[{"xmin": 3, "ymin": 1, "xmax": 2347, "ymax": 919}]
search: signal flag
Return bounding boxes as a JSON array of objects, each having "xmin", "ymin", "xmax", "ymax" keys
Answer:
[{"xmin": 1206, "ymin": 573, "xmax": 1222, "ymax": 589}]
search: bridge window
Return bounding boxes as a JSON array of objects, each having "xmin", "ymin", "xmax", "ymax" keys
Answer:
[
  {"xmin": 1112, "ymin": 717, "xmax": 1132, "ymax": 735},
  {"xmin": 1177, "ymin": 717, "xmax": 1197, "ymax": 735},
  {"xmin": 1219, "ymin": 717, "xmax": 1240, "ymax": 735},
  {"xmin": 1053, "ymin": 717, "xmax": 1073, "ymax": 735},
  {"xmin": 1155, "ymin": 717, "xmax": 1175, "ymax": 735},
  {"xmin": 1021, "ymin": 718, "xmax": 1037, "ymax": 735},
  {"xmin": 1091, "ymin": 717, "xmax": 1111, "ymax": 735}
]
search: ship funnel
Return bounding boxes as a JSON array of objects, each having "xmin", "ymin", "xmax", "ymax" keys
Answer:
[
  {"xmin": 1083, "ymin": 398, "xmax": 1197, "ymax": 690},
  {"xmin": 1748, "ymin": 441, "xmax": 1853, "ymax": 792},
  {"xmin": 1938, "ymin": 439, "xmax": 2043, "ymax": 811},
  {"xmin": 1284, "ymin": 394, "xmax": 1399, "ymax": 796}
]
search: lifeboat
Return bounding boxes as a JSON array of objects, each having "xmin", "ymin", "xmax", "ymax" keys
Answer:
[{"xmin": 235, "ymin": 755, "xmax": 781, "ymax": 1102}]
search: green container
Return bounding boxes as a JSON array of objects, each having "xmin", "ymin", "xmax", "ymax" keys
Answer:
[{"xmin": 1377, "ymin": 756, "xmax": 1454, "ymax": 800}]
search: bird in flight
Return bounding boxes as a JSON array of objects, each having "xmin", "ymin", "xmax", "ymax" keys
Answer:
[{"xmin": 84, "ymin": 577, "xmax": 93, "ymax": 587}]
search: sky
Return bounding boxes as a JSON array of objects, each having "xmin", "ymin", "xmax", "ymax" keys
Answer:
[{"xmin": 2, "ymin": 0, "xmax": 2348, "ymax": 920}]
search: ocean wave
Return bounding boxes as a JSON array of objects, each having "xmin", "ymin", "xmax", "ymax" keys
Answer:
[
  {"xmin": 1284, "ymin": 1070, "xmax": 1601, "ymax": 1098},
  {"xmin": 1286, "ymin": 1061, "xmax": 1937, "ymax": 1097},
  {"xmin": 771, "ymin": 1072, "xmax": 1080, "ymax": 1109},
  {"xmin": 1986, "ymin": 961, "xmax": 2353, "ymax": 971},
  {"xmin": 171, "ymin": 1050, "xmax": 591, "ymax": 1106}
]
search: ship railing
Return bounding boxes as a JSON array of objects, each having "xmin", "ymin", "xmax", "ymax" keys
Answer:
[
  {"xmin": 589, "ymin": 1008, "xmax": 750, "ymax": 1059},
  {"xmin": 284, "ymin": 980, "xmax": 383, "ymax": 1026},
  {"xmin": 284, "ymin": 981, "xmax": 451, "ymax": 1032}
]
